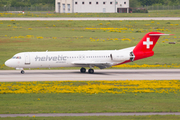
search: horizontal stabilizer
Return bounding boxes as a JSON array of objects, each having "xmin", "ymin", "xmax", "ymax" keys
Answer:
[{"xmin": 149, "ymin": 34, "xmax": 174, "ymax": 36}]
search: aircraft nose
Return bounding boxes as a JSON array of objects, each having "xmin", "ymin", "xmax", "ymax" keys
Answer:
[{"xmin": 5, "ymin": 59, "xmax": 12, "ymax": 67}]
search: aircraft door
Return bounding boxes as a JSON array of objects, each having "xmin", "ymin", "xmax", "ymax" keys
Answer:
[
  {"xmin": 79, "ymin": 55, "xmax": 85, "ymax": 60},
  {"xmin": 25, "ymin": 53, "xmax": 30, "ymax": 65}
]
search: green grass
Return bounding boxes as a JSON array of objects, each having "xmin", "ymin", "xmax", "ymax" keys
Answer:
[
  {"xmin": 1, "ymin": 10, "xmax": 180, "ymax": 17},
  {"xmin": 0, "ymin": 20, "xmax": 180, "ymax": 69},
  {"xmin": 0, "ymin": 93, "xmax": 179, "ymax": 114},
  {"xmin": 1, "ymin": 115, "xmax": 180, "ymax": 120}
]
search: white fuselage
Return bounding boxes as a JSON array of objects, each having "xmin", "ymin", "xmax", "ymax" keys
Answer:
[
  {"xmin": 5, "ymin": 47, "xmax": 135, "ymax": 69},
  {"xmin": 4, "ymin": 32, "xmax": 171, "ymax": 74}
]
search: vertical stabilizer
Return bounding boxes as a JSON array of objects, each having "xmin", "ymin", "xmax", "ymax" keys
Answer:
[{"xmin": 133, "ymin": 32, "xmax": 172, "ymax": 61}]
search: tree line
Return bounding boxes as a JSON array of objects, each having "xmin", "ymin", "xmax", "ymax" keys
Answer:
[
  {"xmin": 0, "ymin": 0, "xmax": 55, "ymax": 7},
  {"xmin": 0, "ymin": 0, "xmax": 180, "ymax": 7},
  {"xmin": 131, "ymin": 0, "xmax": 180, "ymax": 7}
]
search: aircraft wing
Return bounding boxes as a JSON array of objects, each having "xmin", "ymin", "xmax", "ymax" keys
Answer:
[{"xmin": 71, "ymin": 61, "xmax": 114, "ymax": 69}]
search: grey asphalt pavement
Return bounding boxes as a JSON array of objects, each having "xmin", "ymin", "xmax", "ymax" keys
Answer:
[
  {"xmin": 1, "ymin": 17, "xmax": 180, "ymax": 21},
  {"xmin": 0, "ymin": 69, "xmax": 180, "ymax": 82},
  {"xmin": 0, "ymin": 112, "xmax": 180, "ymax": 117}
]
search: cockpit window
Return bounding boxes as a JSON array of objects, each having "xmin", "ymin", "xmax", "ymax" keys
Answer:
[{"xmin": 12, "ymin": 56, "xmax": 21, "ymax": 59}]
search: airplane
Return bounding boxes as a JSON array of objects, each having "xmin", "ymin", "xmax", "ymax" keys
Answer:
[{"xmin": 5, "ymin": 32, "xmax": 172, "ymax": 74}]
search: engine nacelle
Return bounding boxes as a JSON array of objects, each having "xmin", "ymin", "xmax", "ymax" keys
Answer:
[{"xmin": 110, "ymin": 52, "xmax": 135, "ymax": 62}]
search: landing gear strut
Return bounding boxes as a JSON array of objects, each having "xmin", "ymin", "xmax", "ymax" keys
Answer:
[
  {"xmin": 88, "ymin": 69, "xmax": 94, "ymax": 74},
  {"xmin": 80, "ymin": 67, "xmax": 86, "ymax": 73},
  {"xmin": 21, "ymin": 70, "xmax": 25, "ymax": 74}
]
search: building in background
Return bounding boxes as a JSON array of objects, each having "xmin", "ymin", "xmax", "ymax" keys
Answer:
[{"xmin": 55, "ymin": 0, "xmax": 129, "ymax": 13}]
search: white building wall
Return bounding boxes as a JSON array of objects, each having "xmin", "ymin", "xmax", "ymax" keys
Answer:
[
  {"xmin": 116, "ymin": 0, "xmax": 129, "ymax": 8},
  {"xmin": 116, "ymin": 0, "xmax": 129, "ymax": 13},
  {"xmin": 74, "ymin": 0, "xmax": 116, "ymax": 13},
  {"xmin": 55, "ymin": 0, "xmax": 73, "ymax": 13},
  {"xmin": 55, "ymin": 0, "xmax": 129, "ymax": 13}
]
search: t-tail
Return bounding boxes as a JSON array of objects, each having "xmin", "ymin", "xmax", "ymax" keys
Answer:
[{"xmin": 133, "ymin": 32, "xmax": 173, "ymax": 61}]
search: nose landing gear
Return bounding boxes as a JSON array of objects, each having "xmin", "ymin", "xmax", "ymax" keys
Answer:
[
  {"xmin": 21, "ymin": 70, "xmax": 25, "ymax": 74},
  {"xmin": 16, "ymin": 68, "xmax": 25, "ymax": 74}
]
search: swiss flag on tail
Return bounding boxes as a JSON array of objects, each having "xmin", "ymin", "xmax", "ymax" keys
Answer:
[{"xmin": 133, "ymin": 32, "xmax": 173, "ymax": 61}]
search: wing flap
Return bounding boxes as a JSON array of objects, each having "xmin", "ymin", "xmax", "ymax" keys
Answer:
[{"xmin": 72, "ymin": 61, "xmax": 113, "ymax": 69}]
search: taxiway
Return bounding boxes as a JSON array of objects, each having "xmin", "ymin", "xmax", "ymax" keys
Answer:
[
  {"xmin": 1, "ymin": 17, "xmax": 180, "ymax": 21},
  {"xmin": 0, "ymin": 69, "xmax": 179, "ymax": 82},
  {"xmin": 0, "ymin": 112, "xmax": 180, "ymax": 117}
]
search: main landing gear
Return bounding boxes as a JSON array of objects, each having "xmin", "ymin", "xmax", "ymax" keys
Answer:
[
  {"xmin": 88, "ymin": 69, "xmax": 94, "ymax": 74},
  {"xmin": 80, "ymin": 67, "xmax": 94, "ymax": 74},
  {"xmin": 80, "ymin": 67, "xmax": 86, "ymax": 73}
]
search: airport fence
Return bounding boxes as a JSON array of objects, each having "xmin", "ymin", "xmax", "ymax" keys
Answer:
[
  {"xmin": 142, "ymin": 5, "xmax": 180, "ymax": 10},
  {"xmin": 0, "ymin": 5, "xmax": 180, "ymax": 13},
  {"xmin": 0, "ymin": 6, "xmax": 55, "ymax": 12}
]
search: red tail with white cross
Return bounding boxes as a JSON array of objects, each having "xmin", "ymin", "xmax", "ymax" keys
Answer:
[{"xmin": 133, "ymin": 32, "xmax": 173, "ymax": 61}]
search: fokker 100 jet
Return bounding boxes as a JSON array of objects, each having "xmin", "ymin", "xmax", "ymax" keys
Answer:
[{"xmin": 5, "ymin": 32, "xmax": 172, "ymax": 74}]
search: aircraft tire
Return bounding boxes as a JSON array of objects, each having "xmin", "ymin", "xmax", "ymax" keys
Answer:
[
  {"xmin": 21, "ymin": 70, "xmax": 25, "ymax": 74},
  {"xmin": 88, "ymin": 69, "xmax": 94, "ymax": 74},
  {"xmin": 80, "ymin": 68, "xmax": 86, "ymax": 73}
]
